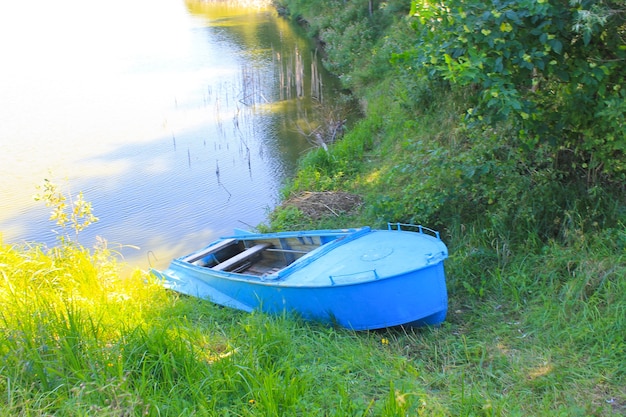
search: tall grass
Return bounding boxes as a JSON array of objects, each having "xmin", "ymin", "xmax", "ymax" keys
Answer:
[
  {"xmin": 1, "ymin": 226, "xmax": 624, "ymax": 415},
  {"xmin": 0, "ymin": 241, "xmax": 436, "ymax": 415}
]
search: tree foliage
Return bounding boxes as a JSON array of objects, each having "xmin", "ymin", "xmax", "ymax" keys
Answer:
[{"xmin": 404, "ymin": 0, "xmax": 626, "ymax": 182}]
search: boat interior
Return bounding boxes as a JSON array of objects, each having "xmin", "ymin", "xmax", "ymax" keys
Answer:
[{"xmin": 182, "ymin": 235, "xmax": 332, "ymax": 276}]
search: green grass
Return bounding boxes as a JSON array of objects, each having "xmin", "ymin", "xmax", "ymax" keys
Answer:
[{"xmin": 1, "ymin": 229, "xmax": 624, "ymax": 416}]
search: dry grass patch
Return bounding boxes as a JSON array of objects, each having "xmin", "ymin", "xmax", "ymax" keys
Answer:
[{"xmin": 282, "ymin": 191, "xmax": 363, "ymax": 220}]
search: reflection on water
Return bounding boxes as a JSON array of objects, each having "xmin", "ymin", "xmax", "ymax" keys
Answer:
[{"xmin": 0, "ymin": 0, "xmax": 340, "ymax": 270}]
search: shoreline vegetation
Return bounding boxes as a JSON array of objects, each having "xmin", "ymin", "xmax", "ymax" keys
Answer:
[{"xmin": 1, "ymin": 0, "xmax": 624, "ymax": 415}]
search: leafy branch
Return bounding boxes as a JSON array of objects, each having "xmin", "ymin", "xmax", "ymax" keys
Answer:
[{"xmin": 401, "ymin": 0, "xmax": 626, "ymax": 182}]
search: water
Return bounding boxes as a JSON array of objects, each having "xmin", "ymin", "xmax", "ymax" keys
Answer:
[{"xmin": 0, "ymin": 0, "xmax": 339, "ymax": 269}]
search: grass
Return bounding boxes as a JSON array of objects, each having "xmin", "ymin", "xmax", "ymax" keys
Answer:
[{"xmin": 1, "ymin": 227, "xmax": 624, "ymax": 416}]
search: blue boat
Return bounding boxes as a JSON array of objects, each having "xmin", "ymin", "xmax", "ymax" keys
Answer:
[{"xmin": 153, "ymin": 223, "xmax": 448, "ymax": 330}]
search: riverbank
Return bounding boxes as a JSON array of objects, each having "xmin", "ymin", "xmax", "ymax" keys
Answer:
[
  {"xmin": 266, "ymin": 0, "xmax": 626, "ymax": 414},
  {"xmin": 1, "ymin": 231, "xmax": 623, "ymax": 415}
]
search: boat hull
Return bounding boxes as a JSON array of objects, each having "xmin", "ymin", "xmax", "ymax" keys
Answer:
[
  {"xmin": 159, "ymin": 262, "xmax": 447, "ymax": 330},
  {"xmin": 154, "ymin": 224, "xmax": 448, "ymax": 330}
]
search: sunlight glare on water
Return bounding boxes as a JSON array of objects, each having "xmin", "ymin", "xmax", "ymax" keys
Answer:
[
  {"xmin": 1, "ymin": 0, "xmax": 198, "ymax": 205},
  {"xmin": 0, "ymin": 0, "xmax": 335, "ymax": 269}
]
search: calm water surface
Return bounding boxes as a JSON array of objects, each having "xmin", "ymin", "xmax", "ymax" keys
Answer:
[{"xmin": 0, "ymin": 0, "xmax": 339, "ymax": 269}]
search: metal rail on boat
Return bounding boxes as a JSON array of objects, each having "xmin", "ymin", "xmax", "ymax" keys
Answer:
[{"xmin": 387, "ymin": 222, "xmax": 441, "ymax": 239}]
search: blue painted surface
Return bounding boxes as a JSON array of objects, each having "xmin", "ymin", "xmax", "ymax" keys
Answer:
[{"xmin": 153, "ymin": 224, "xmax": 449, "ymax": 330}]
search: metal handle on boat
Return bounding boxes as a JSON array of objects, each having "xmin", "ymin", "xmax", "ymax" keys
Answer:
[{"xmin": 329, "ymin": 270, "xmax": 379, "ymax": 286}]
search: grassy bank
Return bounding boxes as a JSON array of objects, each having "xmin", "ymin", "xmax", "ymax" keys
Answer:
[
  {"xmin": 268, "ymin": 0, "xmax": 626, "ymax": 415},
  {"xmin": 1, "ymin": 235, "xmax": 624, "ymax": 416}
]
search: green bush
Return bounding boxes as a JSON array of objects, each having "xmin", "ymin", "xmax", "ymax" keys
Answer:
[{"xmin": 403, "ymin": 0, "xmax": 626, "ymax": 182}]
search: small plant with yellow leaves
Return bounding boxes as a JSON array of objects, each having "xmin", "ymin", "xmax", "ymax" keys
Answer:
[{"xmin": 33, "ymin": 178, "xmax": 98, "ymax": 243}]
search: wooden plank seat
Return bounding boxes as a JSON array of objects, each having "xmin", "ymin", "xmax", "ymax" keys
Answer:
[
  {"xmin": 183, "ymin": 238, "xmax": 237, "ymax": 264},
  {"xmin": 212, "ymin": 243, "xmax": 272, "ymax": 272}
]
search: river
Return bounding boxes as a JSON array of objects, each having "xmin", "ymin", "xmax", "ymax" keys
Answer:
[{"xmin": 0, "ymin": 0, "xmax": 340, "ymax": 270}]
